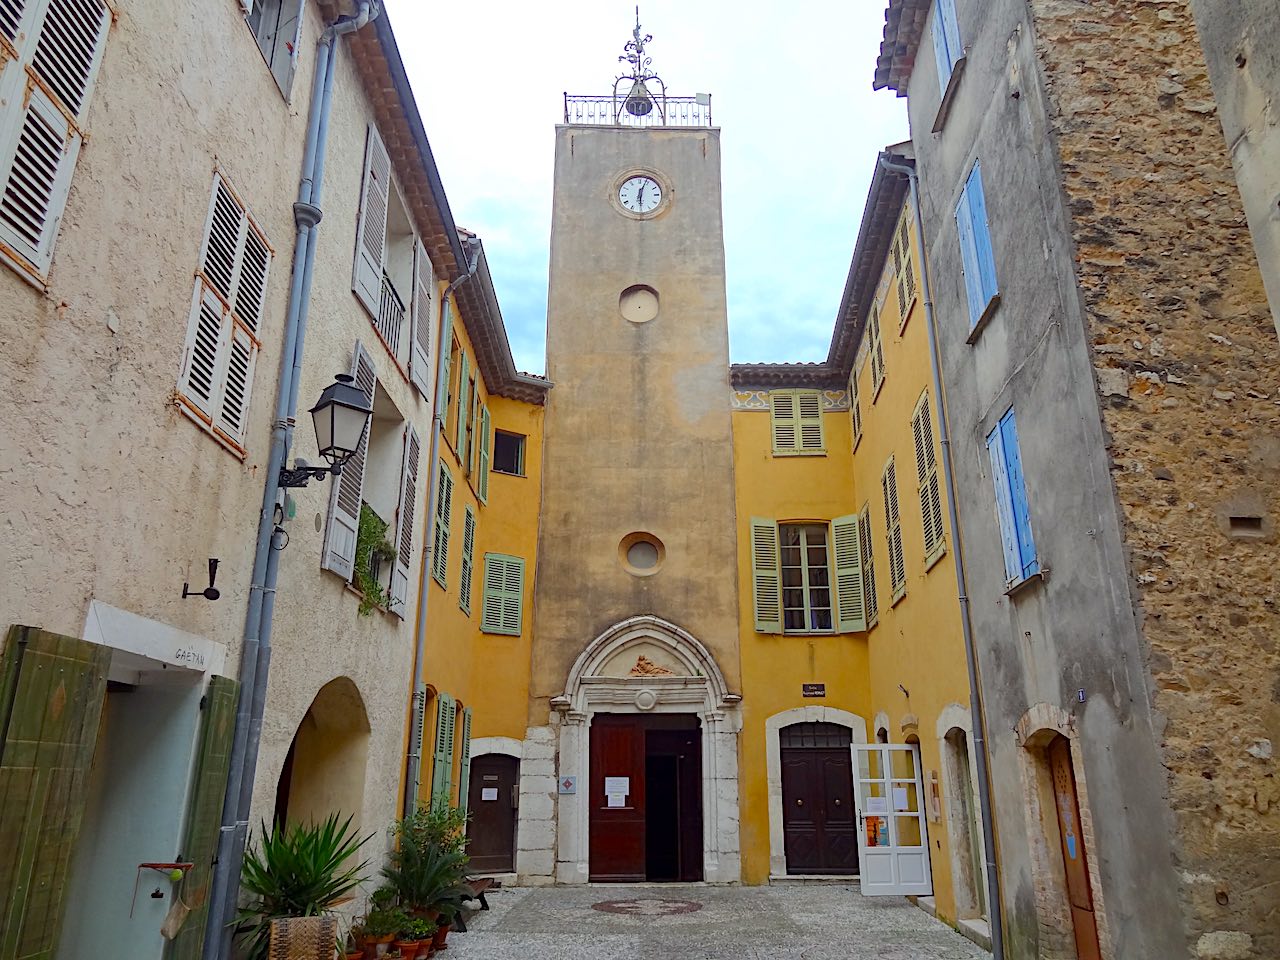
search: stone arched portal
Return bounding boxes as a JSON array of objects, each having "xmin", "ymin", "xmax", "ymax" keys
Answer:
[
  {"xmin": 273, "ymin": 676, "xmax": 371, "ymax": 828},
  {"xmin": 543, "ymin": 616, "xmax": 743, "ymax": 884}
]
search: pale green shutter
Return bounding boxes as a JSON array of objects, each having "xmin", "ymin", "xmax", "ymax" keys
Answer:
[
  {"xmin": 455, "ymin": 354, "xmax": 470, "ymax": 463},
  {"xmin": 431, "ymin": 465, "xmax": 452, "ymax": 587},
  {"xmin": 457, "ymin": 709, "xmax": 473, "ymax": 814},
  {"xmin": 769, "ymin": 390, "xmax": 798, "ymax": 454},
  {"xmin": 477, "ymin": 405, "xmax": 491, "ymax": 503},
  {"xmin": 481, "ymin": 554, "xmax": 525, "ymax": 636},
  {"xmin": 750, "ymin": 518, "xmax": 782, "ymax": 632},
  {"xmin": 832, "ymin": 514, "xmax": 867, "ymax": 632},
  {"xmin": 437, "ymin": 324, "xmax": 453, "ymax": 411},
  {"xmin": 430, "ymin": 693, "xmax": 453, "ymax": 810},
  {"xmin": 797, "ymin": 390, "xmax": 825, "ymax": 452},
  {"xmin": 459, "ymin": 505, "xmax": 476, "ymax": 615}
]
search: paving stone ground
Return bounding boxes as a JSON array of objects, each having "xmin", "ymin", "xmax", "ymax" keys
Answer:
[{"xmin": 446, "ymin": 884, "xmax": 989, "ymax": 960}]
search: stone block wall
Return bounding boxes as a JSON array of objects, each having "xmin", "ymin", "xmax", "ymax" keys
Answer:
[{"xmin": 1029, "ymin": 1, "xmax": 1280, "ymax": 955}]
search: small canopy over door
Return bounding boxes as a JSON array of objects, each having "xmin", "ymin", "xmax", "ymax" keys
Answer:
[{"xmin": 852, "ymin": 743, "xmax": 933, "ymax": 896}]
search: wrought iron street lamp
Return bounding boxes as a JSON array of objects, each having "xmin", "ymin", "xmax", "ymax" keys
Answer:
[{"xmin": 279, "ymin": 374, "xmax": 372, "ymax": 487}]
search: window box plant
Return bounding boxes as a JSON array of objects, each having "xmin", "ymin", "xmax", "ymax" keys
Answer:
[{"xmin": 355, "ymin": 503, "xmax": 396, "ymax": 616}]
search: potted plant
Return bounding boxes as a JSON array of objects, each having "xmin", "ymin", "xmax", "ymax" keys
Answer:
[
  {"xmin": 393, "ymin": 916, "xmax": 436, "ymax": 960},
  {"xmin": 345, "ymin": 924, "xmax": 366, "ymax": 960},
  {"xmin": 381, "ymin": 807, "xmax": 473, "ymax": 950},
  {"xmin": 234, "ymin": 814, "xmax": 371, "ymax": 960},
  {"xmin": 355, "ymin": 504, "xmax": 396, "ymax": 615},
  {"xmin": 359, "ymin": 887, "xmax": 408, "ymax": 958}
]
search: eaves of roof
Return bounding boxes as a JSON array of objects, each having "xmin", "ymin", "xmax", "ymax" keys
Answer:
[{"xmin": 873, "ymin": 0, "xmax": 930, "ymax": 96}]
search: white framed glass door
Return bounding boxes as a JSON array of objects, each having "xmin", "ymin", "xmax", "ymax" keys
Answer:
[{"xmin": 852, "ymin": 743, "xmax": 933, "ymax": 895}]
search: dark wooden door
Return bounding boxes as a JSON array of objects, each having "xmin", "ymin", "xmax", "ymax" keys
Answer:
[
  {"xmin": 466, "ymin": 754, "xmax": 519, "ymax": 873},
  {"xmin": 781, "ymin": 745, "xmax": 859, "ymax": 874},
  {"xmin": 589, "ymin": 715, "xmax": 646, "ymax": 881},
  {"xmin": 1049, "ymin": 737, "xmax": 1101, "ymax": 960}
]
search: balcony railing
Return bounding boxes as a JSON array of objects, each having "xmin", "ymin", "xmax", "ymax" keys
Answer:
[
  {"xmin": 563, "ymin": 92, "xmax": 712, "ymax": 128},
  {"xmin": 375, "ymin": 272, "xmax": 405, "ymax": 356}
]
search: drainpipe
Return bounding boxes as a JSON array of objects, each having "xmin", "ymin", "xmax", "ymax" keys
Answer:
[
  {"xmin": 403, "ymin": 237, "xmax": 480, "ymax": 817},
  {"xmin": 878, "ymin": 152, "xmax": 1005, "ymax": 960},
  {"xmin": 204, "ymin": 5, "xmax": 377, "ymax": 959}
]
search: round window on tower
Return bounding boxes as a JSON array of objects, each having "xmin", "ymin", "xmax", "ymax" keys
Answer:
[
  {"xmin": 619, "ymin": 531, "xmax": 665, "ymax": 577},
  {"xmin": 619, "ymin": 284, "xmax": 659, "ymax": 324}
]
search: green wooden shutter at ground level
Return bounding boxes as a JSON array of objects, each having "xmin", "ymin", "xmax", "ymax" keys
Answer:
[
  {"xmin": 0, "ymin": 625, "xmax": 111, "ymax": 960},
  {"xmin": 430, "ymin": 694, "xmax": 453, "ymax": 810},
  {"xmin": 457, "ymin": 709, "xmax": 473, "ymax": 814},
  {"xmin": 750, "ymin": 518, "xmax": 782, "ymax": 633},
  {"xmin": 167, "ymin": 674, "xmax": 239, "ymax": 960},
  {"xmin": 832, "ymin": 514, "xmax": 867, "ymax": 632}
]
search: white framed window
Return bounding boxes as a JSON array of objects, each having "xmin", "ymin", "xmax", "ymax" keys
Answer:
[
  {"xmin": 749, "ymin": 517, "xmax": 866, "ymax": 635},
  {"xmin": 352, "ymin": 123, "xmax": 435, "ymax": 396},
  {"xmin": 244, "ymin": 0, "xmax": 304, "ymax": 98},
  {"xmin": 0, "ymin": 0, "xmax": 111, "ymax": 281},
  {"xmin": 176, "ymin": 173, "xmax": 272, "ymax": 454}
]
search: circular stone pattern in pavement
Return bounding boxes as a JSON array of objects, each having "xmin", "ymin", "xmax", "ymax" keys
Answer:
[{"xmin": 590, "ymin": 897, "xmax": 703, "ymax": 917}]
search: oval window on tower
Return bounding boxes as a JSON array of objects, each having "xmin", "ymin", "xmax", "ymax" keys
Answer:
[
  {"xmin": 619, "ymin": 531, "xmax": 665, "ymax": 576},
  {"xmin": 619, "ymin": 284, "xmax": 659, "ymax": 324}
]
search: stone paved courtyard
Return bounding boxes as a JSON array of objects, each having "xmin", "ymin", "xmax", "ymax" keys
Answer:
[{"xmin": 447, "ymin": 884, "xmax": 990, "ymax": 960}]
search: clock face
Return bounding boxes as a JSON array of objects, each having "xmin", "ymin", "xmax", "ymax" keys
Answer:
[{"xmin": 618, "ymin": 175, "xmax": 663, "ymax": 214}]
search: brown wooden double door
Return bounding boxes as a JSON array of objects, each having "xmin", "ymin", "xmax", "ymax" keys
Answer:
[
  {"xmin": 781, "ymin": 722, "xmax": 859, "ymax": 874},
  {"xmin": 589, "ymin": 714, "xmax": 702, "ymax": 882}
]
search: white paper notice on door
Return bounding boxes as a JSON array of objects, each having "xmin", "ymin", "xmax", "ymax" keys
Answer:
[
  {"xmin": 865, "ymin": 795, "xmax": 889, "ymax": 814},
  {"xmin": 606, "ymin": 793, "xmax": 626, "ymax": 808},
  {"xmin": 481, "ymin": 787, "xmax": 499, "ymax": 801},
  {"xmin": 893, "ymin": 787, "xmax": 911, "ymax": 811},
  {"xmin": 604, "ymin": 776, "xmax": 630, "ymax": 796}
]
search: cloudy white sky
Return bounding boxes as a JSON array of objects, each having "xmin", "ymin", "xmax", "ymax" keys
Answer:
[{"xmin": 383, "ymin": 0, "xmax": 908, "ymax": 374}]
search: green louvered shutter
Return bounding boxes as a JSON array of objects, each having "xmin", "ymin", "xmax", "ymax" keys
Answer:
[
  {"xmin": 168, "ymin": 674, "xmax": 239, "ymax": 960},
  {"xmin": 431, "ymin": 465, "xmax": 452, "ymax": 588},
  {"xmin": 769, "ymin": 391, "xmax": 798, "ymax": 454},
  {"xmin": 457, "ymin": 709, "xmax": 473, "ymax": 814},
  {"xmin": 796, "ymin": 390, "xmax": 825, "ymax": 452},
  {"xmin": 459, "ymin": 506, "xmax": 476, "ymax": 615},
  {"xmin": 0, "ymin": 625, "xmax": 110, "ymax": 960},
  {"xmin": 832, "ymin": 514, "xmax": 867, "ymax": 632},
  {"xmin": 455, "ymin": 354, "xmax": 470, "ymax": 463},
  {"xmin": 480, "ymin": 555, "xmax": 525, "ymax": 636},
  {"xmin": 430, "ymin": 693, "xmax": 453, "ymax": 811},
  {"xmin": 477, "ymin": 405, "xmax": 491, "ymax": 503},
  {"xmin": 750, "ymin": 518, "xmax": 782, "ymax": 633}
]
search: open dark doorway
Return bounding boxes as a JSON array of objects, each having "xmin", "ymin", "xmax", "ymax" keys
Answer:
[{"xmin": 645, "ymin": 727, "xmax": 702, "ymax": 881}]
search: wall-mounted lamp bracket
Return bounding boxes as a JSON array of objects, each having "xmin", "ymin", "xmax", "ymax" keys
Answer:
[{"xmin": 182, "ymin": 559, "xmax": 221, "ymax": 601}]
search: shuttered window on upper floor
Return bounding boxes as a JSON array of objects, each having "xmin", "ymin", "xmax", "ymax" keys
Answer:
[
  {"xmin": 176, "ymin": 173, "xmax": 272, "ymax": 455},
  {"xmin": 893, "ymin": 213, "xmax": 917, "ymax": 325},
  {"xmin": 0, "ymin": 0, "xmax": 111, "ymax": 280},
  {"xmin": 243, "ymin": 0, "xmax": 303, "ymax": 98},
  {"xmin": 459, "ymin": 504, "xmax": 475, "ymax": 615},
  {"xmin": 858, "ymin": 504, "xmax": 878, "ymax": 628},
  {"xmin": 869, "ymin": 306, "xmax": 886, "ymax": 397},
  {"xmin": 986, "ymin": 407, "xmax": 1039, "ymax": 585},
  {"xmin": 749, "ymin": 517, "xmax": 866, "ymax": 635},
  {"xmin": 431, "ymin": 462, "xmax": 453, "ymax": 588},
  {"xmin": 931, "ymin": 0, "xmax": 963, "ymax": 93},
  {"xmin": 480, "ymin": 553, "xmax": 525, "ymax": 636},
  {"xmin": 912, "ymin": 391, "xmax": 946, "ymax": 564},
  {"xmin": 956, "ymin": 160, "xmax": 999, "ymax": 330},
  {"xmin": 770, "ymin": 389, "xmax": 824, "ymax": 456},
  {"xmin": 850, "ymin": 364, "xmax": 863, "ymax": 449},
  {"xmin": 882, "ymin": 458, "xmax": 907, "ymax": 602}
]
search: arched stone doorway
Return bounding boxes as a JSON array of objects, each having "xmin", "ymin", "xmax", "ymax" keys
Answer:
[
  {"xmin": 274, "ymin": 676, "xmax": 370, "ymax": 827},
  {"xmin": 546, "ymin": 616, "xmax": 742, "ymax": 884}
]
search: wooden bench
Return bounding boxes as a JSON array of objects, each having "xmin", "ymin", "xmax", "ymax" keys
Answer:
[{"xmin": 452, "ymin": 877, "xmax": 498, "ymax": 933}]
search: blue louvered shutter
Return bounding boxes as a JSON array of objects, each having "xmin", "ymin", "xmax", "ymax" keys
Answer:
[
  {"xmin": 955, "ymin": 180, "xmax": 985, "ymax": 327},
  {"xmin": 931, "ymin": 0, "xmax": 959, "ymax": 90},
  {"xmin": 999, "ymin": 410, "xmax": 1038, "ymax": 579},
  {"xmin": 966, "ymin": 163, "xmax": 999, "ymax": 308},
  {"xmin": 986, "ymin": 420, "xmax": 1022, "ymax": 583}
]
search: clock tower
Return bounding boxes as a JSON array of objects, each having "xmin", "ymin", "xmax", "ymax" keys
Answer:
[{"xmin": 523, "ymin": 17, "xmax": 743, "ymax": 884}]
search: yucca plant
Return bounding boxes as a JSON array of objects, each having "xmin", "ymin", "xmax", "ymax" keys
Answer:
[
  {"xmin": 235, "ymin": 813, "xmax": 372, "ymax": 960},
  {"xmin": 379, "ymin": 831, "xmax": 471, "ymax": 915}
]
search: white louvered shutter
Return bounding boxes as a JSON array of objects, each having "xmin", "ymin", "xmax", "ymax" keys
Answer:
[
  {"xmin": 0, "ymin": 0, "xmax": 110, "ymax": 273},
  {"xmin": 769, "ymin": 391, "xmax": 797, "ymax": 453},
  {"xmin": 481, "ymin": 554, "xmax": 524, "ymax": 636},
  {"xmin": 477, "ymin": 405, "xmax": 491, "ymax": 502},
  {"xmin": 389, "ymin": 423, "xmax": 421, "ymax": 618},
  {"xmin": 457, "ymin": 708, "xmax": 473, "ymax": 813},
  {"xmin": 431, "ymin": 464, "xmax": 453, "ymax": 587},
  {"xmin": 832, "ymin": 514, "xmax": 866, "ymax": 632},
  {"xmin": 797, "ymin": 390, "xmax": 824, "ymax": 452},
  {"xmin": 322, "ymin": 341, "xmax": 377, "ymax": 578},
  {"xmin": 459, "ymin": 505, "xmax": 476, "ymax": 614},
  {"xmin": 409, "ymin": 239, "xmax": 434, "ymax": 396},
  {"xmin": 352, "ymin": 123, "xmax": 390, "ymax": 317},
  {"xmin": 750, "ymin": 517, "xmax": 782, "ymax": 633}
]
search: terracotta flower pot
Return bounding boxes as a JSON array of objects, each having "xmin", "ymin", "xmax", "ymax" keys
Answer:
[
  {"xmin": 362, "ymin": 934, "xmax": 395, "ymax": 959},
  {"xmin": 392, "ymin": 940, "xmax": 422, "ymax": 960},
  {"xmin": 430, "ymin": 924, "xmax": 450, "ymax": 952}
]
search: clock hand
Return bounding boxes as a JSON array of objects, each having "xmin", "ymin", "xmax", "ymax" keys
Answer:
[{"xmin": 637, "ymin": 181, "xmax": 646, "ymax": 207}]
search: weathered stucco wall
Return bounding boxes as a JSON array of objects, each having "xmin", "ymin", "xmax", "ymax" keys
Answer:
[
  {"xmin": 1191, "ymin": 0, "xmax": 1280, "ymax": 339},
  {"xmin": 1028, "ymin": 2, "xmax": 1280, "ymax": 955},
  {"xmin": 531, "ymin": 125, "xmax": 742, "ymax": 716}
]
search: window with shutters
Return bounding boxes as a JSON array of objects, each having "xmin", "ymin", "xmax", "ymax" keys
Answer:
[
  {"xmin": 431, "ymin": 463, "xmax": 453, "ymax": 589},
  {"xmin": 474, "ymin": 402, "xmax": 491, "ymax": 502},
  {"xmin": 493, "ymin": 431, "xmax": 526, "ymax": 476},
  {"xmin": 931, "ymin": 0, "xmax": 963, "ymax": 93},
  {"xmin": 858, "ymin": 505, "xmax": 879, "ymax": 628},
  {"xmin": 850, "ymin": 365, "xmax": 863, "ymax": 451},
  {"xmin": 244, "ymin": 0, "xmax": 304, "ymax": 98},
  {"xmin": 912, "ymin": 391, "xmax": 947, "ymax": 566},
  {"xmin": 480, "ymin": 553, "xmax": 525, "ymax": 636},
  {"xmin": 352, "ymin": 123, "xmax": 435, "ymax": 395},
  {"xmin": 750, "ymin": 518, "xmax": 866, "ymax": 634},
  {"xmin": 955, "ymin": 160, "xmax": 1000, "ymax": 332},
  {"xmin": 986, "ymin": 407, "xmax": 1039, "ymax": 585},
  {"xmin": 769, "ymin": 389, "xmax": 825, "ymax": 456},
  {"xmin": 459, "ymin": 505, "xmax": 476, "ymax": 615},
  {"xmin": 321, "ymin": 341, "xmax": 422, "ymax": 619},
  {"xmin": 894, "ymin": 213, "xmax": 918, "ymax": 330},
  {"xmin": 882, "ymin": 458, "xmax": 907, "ymax": 603},
  {"xmin": 176, "ymin": 173, "xmax": 272, "ymax": 455},
  {"xmin": 0, "ymin": 0, "xmax": 111, "ymax": 280},
  {"xmin": 868, "ymin": 306, "xmax": 887, "ymax": 399},
  {"xmin": 430, "ymin": 692, "xmax": 456, "ymax": 811}
]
